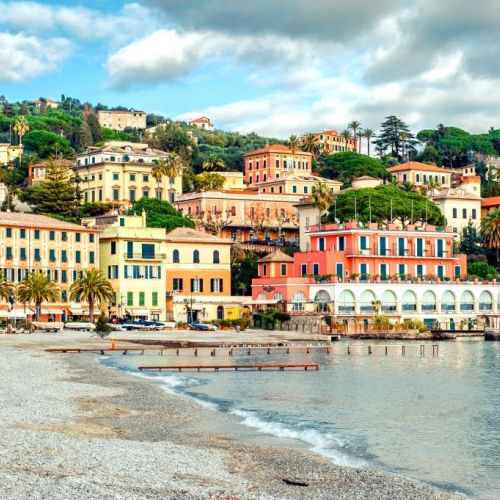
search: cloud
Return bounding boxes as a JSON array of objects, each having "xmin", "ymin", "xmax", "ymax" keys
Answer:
[
  {"xmin": 0, "ymin": 32, "xmax": 71, "ymax": 82},
  {"xmin": 146, "ymin": 0, "xmax": 400, "ymax": 43}
]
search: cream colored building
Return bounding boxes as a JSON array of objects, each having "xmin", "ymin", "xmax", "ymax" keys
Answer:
[
  {"xmin": 89, "ymin": 213, "xmax": 168, "ymax": 321},
  {"xmin": 0, "ymin": 212, "xmax": 99, "ymax": 321},
  {"xmin": 257, "ymin": 174, "xmax": 341, "ymax": 196},
  {"xmin": 97, "ymin": 109, "xmax": 147, "ymax": 131},
  {"xmin": 189, "ymin": 116, "xmax": 214, "ymax": 131},
  {"xmin": 388, "ymin": 161, "xmax": 452, "ymax": 188},
  {"xmin": 75, "ymin": 142, "xmax": 182, "ymax": 206},
  {"xmin": 34, "ymin": 98, "xmax": 59, "ymax": 109},
  {"xmin": 351, "ymin": 176, "xmax": 383, "ymax": 189},
  {"xmin": 307, "ymin": 129, "xmax": 357, "ymax": 154},
  {"xmin": 218, "ymin": 171, "xmax": 246, "ymax": 190},
  {"xmin": 0, "ymin": 143, "xmax": 22, "ymax": 166}
]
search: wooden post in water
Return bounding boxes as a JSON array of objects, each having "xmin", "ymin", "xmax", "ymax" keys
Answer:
[
  {"xmin": 368, "ymin": 345, "xmax": 372, "ymax": 355},
  {"xmin": 385, "ymin": 346, "xmax": 388, "ymax": 355},
  {"xmin": 401, "ymin": 345, "xmax": 406, "ymax": 356},
  {"xmin": 347, "ymin": 346, "xmax": 351, "ymax": 355}
]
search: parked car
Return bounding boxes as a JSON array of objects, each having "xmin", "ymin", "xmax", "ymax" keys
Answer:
[
  {"xmin": 120, "ymin": 321, "xmax": 152, "ymax": 331},
  {"xmin": 64, "ymin": 322, "xmax": 95, "ymax": 332},
  {"xmin": 138, "ymin": 320, "xmax": 167, "ymax": 330},
  {"xmin": 189, "ymin": 323, "xmax": 217, "ymax": 331}
]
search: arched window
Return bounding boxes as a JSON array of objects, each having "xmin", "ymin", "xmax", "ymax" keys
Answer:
[
  {"xmin": 381, "ymin": 290, "xmax": 397, "ymax": 313},
  {"xmin": 360, "ymin": 290, "xmax": 376, "ymax": 312},
  {"xmin": 460, "ymin": 290, "xmax": 474, "ymax": 311},
  {"xmin": 173, "ymin": 249, "xmax": 179, "ymax": 263},
  {"xmin": 314, "ymin": 290, "xmax": 331, "ymax": 312},
  {"xmin": 273, "ymin": 292, "xmax": 283, "ymax": 301},
  {"xmin": 213, "ymin": 250, "xmax": 220, "ymax": 264},
  {"xmin": 422, "ymin": 291, "xmax": 437, "ymax": 311},
  {"xmin": 256, "ymin": 292, "xmax": 266, "ymax": 301},
  {"xmin": 479, "ymin": 291, "xmax": 493, "ymax": 311},
  {"xmin": 292, "ymin": 291, "xmax": 306, "ymax": 311},
  {"xmin": 193, "ymin": 250, "xmax": 200, "ymax": 263},
  {"xmin": 441, "ymin": 291, "xmax": 456, "ymax": 312},
  {"xmin": 338, "ymin": 290, "xmax": 355, "ymax": 313},
  {"xmin": 402, "ymin": 290, "xmax": 417, "ymax": 311}
]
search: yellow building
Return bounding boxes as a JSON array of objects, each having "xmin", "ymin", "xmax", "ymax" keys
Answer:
[
  {"xmin": 88, "ymin": 213, "xmax": 168, "ymax": 321},
  {"xmin": 0, "ymin": 212, "xmax": 99, "ymax": 321},
  {"xmin": 308, "ymin": 129, "xmax": 357, "ymax": 154},
  {"xmin": 388, "ymin": 161, "xmax": 453, "ymax": 188},
  {"xmin": 97, "ymin": 109, "xmax": 146, "ymax": 131},
  {"xmin": 75, "ymin": 141, "xmax": 182, "ymax": 206},
  {"xmin": 257, "ymin": 174, "xmax": 341, "ymax": 196},
  {"xmin": 0, "ymin": 143, "xmax": 22, "ymax": 166}
]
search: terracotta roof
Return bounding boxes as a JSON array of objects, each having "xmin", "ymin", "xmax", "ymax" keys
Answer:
[
  {"xmin": 388, "ymin": 162, "xmax": 451, "ymax": 173},
  {"xmin": 430, "ymin": 188, "xmax": 481, "ymax": 201},
  {"xmin": 481, "ymin": 196, "xmax": 500, "ymax": 208},
  {"xmin": 460, "ymin": 176, "xmax": 481, "ymax": 184},
  {"xmin": 165, "ymin": 226, "xmax": 231, "ymax": 244},
  {"xmin": 354, "ymin": 176, "xmax": 378, "ymax": 181},
  {"xmin": 79, "ymin": 141, "xmax": 168, "ymax": 158},
  {"xmin": 243, "ymin": 144, "xmax": 313, "ymax": 157},
  {"xmin": 0, "ymin": 212, "xmax": 95, "ymax": 231},
  {"xmin": 258, "ymin": 250, "xmax": 294, "ymax": 263},
  {"xmin": 190, "ymin": 116, "xmax": 211, "ymax": 123}
]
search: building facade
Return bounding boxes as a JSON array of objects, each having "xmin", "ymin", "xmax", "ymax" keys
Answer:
[
  {"xmin": 189, "ymin": 116, "xmax": 214, "ymax": 131},
  {"xmin": 388, "ymin": 161, "xmax": 452, "ymax": 188},
  {"xmin": 0, "ymin": 143, "xmax": 22, "ymax": 166},
  {"xmin": 74, "ymin": 142, "xmax": 182, "ymax": 206},
  {"xmin": 251, "ymin": 222, "xmax": 499, "ymax": 330},
  {"xmin": 243, "ymin": 144, "xmax": 313, "ymax": 187},
  {"xmin": 0, "ymin": 213, "xmax": 99, "ymax": 322},
  {"xmin": 256, "ymin": 175, "xmax": 341, "ymax": 196},
  {"xmin": 97, "ymin": 110, "xmax": 147, "ymax": 131},
  {"xmin": 308, "ymin": 129, "xmax": 357, "ymax": 154},
  {"xmin": 481, "ymin": 196, "xmax": 500, "ymax": 217}
]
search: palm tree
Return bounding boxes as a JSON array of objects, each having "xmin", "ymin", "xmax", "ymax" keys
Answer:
[
  {"xmin": 13, "ymin": 116, "xmax": 29, "ymax": 170},
  {"xmin": 17, "ymin": 272, "xmax": 60, "ymax": 321},
  {"xmin": 362, "ymin": 128, "xmax": 375, "ymax": 156},
  {"xmin": 69, "ymin": 269, "xmax": 115, "ymax": 323},
  {"xmin": 0, "ymin": 271, "xmax": 15, "ymax": 304},
  {"xmin": 371, "ymin": 299, "xmax": 382, "ymax": 315},
  {"xmin": 310, "ymin": 182, "xmax": 335, "ymax": 231},
  {"xmin": 348, "ymin": 121, "xmax": 362, "ymax": 152},
  {"xmin": 289, "ymin": 135, "xmax": 301, "ymax": 170},
  {"xmin": 340, "ymin": 129, "xmax": 352, "ymax": 152},
  {"xmin": 301, "ymin": 133, "xmax": 320, "ymax": 156},
  {"xmin": 202, "ymin": 154, "xmax": 226, "ymax": 171},
  {"xmin": 152, "ymin": 162, "xmax": 164, "ymax": 198},
  {"xmin": 401, "ymin": 181, "xmax": 416, "ymax": 192},
  {"xmin": 481, "ymin": 208, "xmax": 500, "ymax": 261}
]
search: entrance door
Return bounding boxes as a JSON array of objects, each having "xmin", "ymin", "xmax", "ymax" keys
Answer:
[{"xmin": 217, "ymin": 306, "xmax": 224, "ymax": 321}]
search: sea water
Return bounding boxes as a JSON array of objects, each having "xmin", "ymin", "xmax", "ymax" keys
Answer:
[{"xmin": 102, "ymin": 339, "xmax": 500, "ymax": 499}]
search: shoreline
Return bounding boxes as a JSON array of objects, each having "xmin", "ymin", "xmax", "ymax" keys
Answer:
[{"xmin": 0, "ymin": 333, "xmax": 460, "ymax": 499}]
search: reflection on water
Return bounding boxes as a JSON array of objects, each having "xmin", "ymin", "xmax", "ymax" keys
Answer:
[{"xmin": 103, "ymin": 339, "xmax": 500, "ymax": 499}]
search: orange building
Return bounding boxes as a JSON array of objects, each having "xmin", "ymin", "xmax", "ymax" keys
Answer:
[
  {"xmin": 310, "ymin": 130, "xmax": 357, "ymax": 154},
  {"xmin": 243, "ymin": 144, "xmax": 313, "ymax": 187},
  {"xmin": 481, "ymin": 196, "xmax": 500, "ymax": 217}
]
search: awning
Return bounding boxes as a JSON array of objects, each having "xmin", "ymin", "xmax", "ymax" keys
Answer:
[
  {"xmin": 39, "ymin": 309, "xmax": 67, "ymax": 315},
  {"xmin": 0, "ymin": 310, "xmax": 27, "ymax": 319},
  {"xmin": 125, "ymin": 309, "xmax": 149, "ymax": 316},
  {"xmin": 69, "ymin": 307, "xmax": 89, "ymax": 315},
  {"xmin": 186, "ymin": 304, "xmax": 204, "ymax": 311},
  {"xmin": 243, "ymin": 299, "xmax": 279, "ymax": 305}
]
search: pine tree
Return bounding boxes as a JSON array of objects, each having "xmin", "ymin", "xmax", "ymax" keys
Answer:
[
  {"xmin": 374, "ymin": 116, "xmax": 418, "ymax": 160},
  {"xmin": 20, "ymin": 158, "xmax": 78, "ymax": 217},
  {"xmin": 75, "ymin": 121, "xmax": 93, "ymax": 150},
  {"xmin": 86, "ymin": 113, "xmax": 103, "ymax": 144}
]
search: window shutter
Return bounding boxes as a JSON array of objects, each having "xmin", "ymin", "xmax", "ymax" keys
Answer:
[
  {"xmin": 180, "ymin": 278, "xmax": 183, "ymax": 291},
  {"xmin": 210, "ymin": 279, "xmax": 214, "ymax": 293},
  {"xmin": 200, "ymin": 279, "xmax": 203, "ymax": 293},
  {"xmin": 220, "ymin": 279, "xmax": 223, "ymax": 293},
  {"xmin": 190, "ymin": 279, "xmax": 194, "ymax": 292}
]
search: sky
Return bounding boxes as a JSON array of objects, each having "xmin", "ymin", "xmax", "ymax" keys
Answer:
[{"xmin": 1, "ymin": 0, "xmax": 500, "ymax": 138}]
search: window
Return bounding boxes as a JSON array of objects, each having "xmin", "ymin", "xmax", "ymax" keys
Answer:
[
  {"xmin": 6, "ymin": 247, "xmax": 12, "ymax": 260},
  {"xmin": 472, "ymin": 209, "xmax": 477, "ymax": 219},
  {"xmin": 34, "ymin": 249, "xmax": 41, "ymax": 261},
  {"xmin": 462, "ymin": 208, "xmax": 467, "ymax": 218},
  {"xmin": 281, "ymin": 264, "xmax": 287, "ymax": 276},
  {"xmin": 173, "ymin": 278, "xmax": 183, "ymax": 291},
  {"xmin": 193, "ymin": 250, "xmax": 200, "ymax": 263},
  {"xmin": 152, "ymin": 292, "xmax": 158, "ymax": 306},
  {"xmin": 127, "ymin": 292, "xmax": 133, "ymax": 306},
  {"xmin": 303, "ymin": 186, "xmax": 308, "ymax": 194},
  {"xmin": 20, "ymin": 248, "xmax": 26, "ymax": 261},
  {"xmin": 113, "ymin": 173, "xmax": 119, "ymax": 181},
  {"xmin": 89, "ymin": 251, "xmax": 95, "ymax": 264},
  {"xmin": 301, "ymin": 263, "xmax": 307, "ymax": 277},
  {"xmin": 49, "ymin": 249, "xmax": 56, "ymax": 262},
  {"xmin": 89, "ymin": 234, "xmax": 95, "ymax": 243},
  {"xmin": 292, "ymin": 291, "xmax": 306, "ymax": 311},
  {"xmin": 130, "ymin": 174, "xmax": 136, "ymax": 182},
  {"xmin": 130, "ymin": 189, "xmax": 136, "ymax": 202},
  {"xmin": 99, "ymin": 189, "xmax": 103, "ymax": 201},
  {"xmin": 398, "ymin": 237, "xmax": 406, "ymax": 256},
  {"xmin": 318, "ymin": 238, "xmax": 325, "ymax": 251},
  {"xmin": 111, "ymin": 242, "xmax": 116, "ymax": 255},
  {"xmin": 360, "ymin": 236, "xmax": 368, "ymax": 251},
  {"xmin": 119, "ymin": 218, "xmax": 125, "ymax": 227},
  {"xmin": 127, "ymin": 242, "xmax": 133, "ymax": 258},
  {"xmin": 143, "ymin": 175, "xmax": 149, "ymax": 182},
  {"xmin": 292, "ymin": 185, "xmax": 297, "ymax": 193},
  {"xmin": 20, "ymin": 229, "xmax": 25, "ymax": 239},
  {"xmin": 61, "ymin": 270, "xmax": 67, "ymax": 283},
  {"xmin": 75, "ymin": 233, "xmax": 81, "ymax": 242},
  {"xmin": 143, "ymin": 190, "xmax": 149, "ymax": 198},
  {"xmin": 113, "ymin": 189, "xmax": 120, "ymax": 201},
  {"xmin": 6, "ymin": 228, "xmax": 11, "ymax": 238},
  {"xmin": 173, "ymin": 249, "xmax": 179, "ymax": 263},
  {"xmin": 76, "ymin": 251, "xmax": 81, "ymax": 264},
  {"xmin": 398, "ymin": 264, "xmax": 406, "ymax": 276},
  {"xmin": 49, "ymin": 231, "xmax": 55, "ymax": 241},
  {"xmin": 61, "ymin": 232, "xmax": 67, "ymax": 241},
  {"xmin": 210, "ymin": 278, "xmax": 223, "ymax": 292},
  {"xmin": 34, "ymin": 230, "xmax": 40, "ymax": 240},
  {"xmin": 139, "ymin": 291, "xmax": 145, "ymax": 306},
  {"xmin": 441, "ymin": 176, "xmax": 445, "ymax": 184},
  {"xmin": 61, "ymin": 291, "xmax": 67, "ymax": 302},
  {"xmin": 61, "ymin": 250, "xmax": 67, "ymax": 262},
  {"xmin": 213, "ymin": 250, "xmax": 220, "ymax": 263},
  {"xmin": 313, "ymin": 263, "xmax": 320, "ymax": 275},
  {"xmin": 191, "ymin": 278, "xmax": 203, "ymax": 292},
  {"xmin": 338, "ymin": 236, "xmax": 345, "ymax": 251},
  {"xmin": 98, "ymin": 173, "xmax": 102, "ymax": 180},
  {"xmin": 452, "ymin": 208, "xmax": 458, "ymax": 218},
  {"xmin": 142, "ymin": 244, "xmax": 155, "ymax": 259},
  {"xmin": 416, "ymin": 174, "xmax": 420, "ymax": 182}
]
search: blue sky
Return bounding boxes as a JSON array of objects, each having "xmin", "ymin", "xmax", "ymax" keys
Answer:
[{"xmin": 1, "ymin": 1, "xmax": 500, "ymax": 138}]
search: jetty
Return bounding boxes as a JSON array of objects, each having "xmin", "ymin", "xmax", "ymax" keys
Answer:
[{"xmin": 138, "ymin": 363, "xmax": 319, "ymax": 372}]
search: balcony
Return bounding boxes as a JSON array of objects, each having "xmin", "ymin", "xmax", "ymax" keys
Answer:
[
  {"xmin": 123, "ymin": 253, "xmax": 165, "ymax": 261},
  {"xmin": 345, "ymin": 244, "xmax": 456, "ymax": 259}
]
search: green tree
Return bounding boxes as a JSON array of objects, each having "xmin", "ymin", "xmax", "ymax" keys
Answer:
[
  {"xmin": 0, "ymin": 271, "xmax": 15, "ymax": 304},
  {"xmin": 231, "ymin": 252, "xmax": 258, "ymax": 296},
  {"xmin": 361, "ymin": 128, "xmax": 375, "ymax": 156},
  {"xmin": 480, "ymin": 208, "xmax": 500, "ymax": 261},
  {"xmin": 348, "ymin": 120, "xmax": 362, "ymax": 153},
  {"xmin": 202, "ymin": 153, "xmax": 226, "ymax": 171},
  {"xmin": 326, "ymin": 184, "xmax": 445, "ymax": 227},
  {"xmin": 75, "ymin": 121, "xmax": 93, "ymax": 150},
  {"xmin": 467, "ymin": 261, "xmax": 498, "ymax": 279},
  {"xmin": 459, "ymin": 224, "xmax": 485, "ymax": 257},
  {"xmin": 17, "ymin": 272, "xmax": 60, "ymax": 321},
  {"xmin": 20, "ymin": 158, "xmax": 77, "ymax": 217},
  {"xmin": 193, "ymin": 172, "xmax": 226, "ymax": 192},
  {"xmin": 23, "ymin": 130, "xmax": 74, "ymax": 158},
  {"xmin": 301, "ymin": 133, "xmax": 320, "ymax": 156},
  {"xmin": 310, "ymin": 182, "xmax": 335, "ymax": 230},
  {"xmin": 374, "ymin": 116, "xmax": 417, "ymax": 160},
  {"xmin": 129, "ymin": 197, "xmax": 195, "ymax": 231},
  {"xmin": 70, "ymin": 269, "xmax": 115, "ymax": 323},
  {"xmin": 320, "ymin": 151, "xmax": 390, "ymax": 185},
  {"xmin": 95, "ymin": 314, "xmax": 112, "ymax": 338},
  {"xmin": 85, "ymin": 113, "xmax": 103, "ymax": 144}
]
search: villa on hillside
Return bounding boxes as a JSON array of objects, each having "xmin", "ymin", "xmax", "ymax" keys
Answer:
[{"xmin": 189, "ymin": 116, "xmax": 214, "ymax": 131}]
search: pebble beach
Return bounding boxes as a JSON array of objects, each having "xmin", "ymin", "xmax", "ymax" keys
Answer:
[{"xmin": 0, "ymin": 333, "xmax": 460, "ymax": 499}]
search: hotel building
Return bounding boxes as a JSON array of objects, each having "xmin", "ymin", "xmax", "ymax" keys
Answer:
[
  {"xmin": 97, "ymin": 109, "xmax": 147, "ymax": 131},
  {"xmin": 251, "ymin": 221, "xmax": 500, "ymax": 331},
  {"xmin": 74, "ymin": 141, "xmax": 182, "ymax": 206},
  {"xmin": 0, "ymin": 213, "xmax": 99, "ymax": 321},
  {"xmin": 308, "ymin": 129, "xmax": 357, "ymax": 154}
]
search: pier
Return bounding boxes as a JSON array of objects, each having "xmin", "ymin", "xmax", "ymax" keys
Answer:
[{"xmin": 138, "ymin": 363, "xmax": 319, "ymax": 372}]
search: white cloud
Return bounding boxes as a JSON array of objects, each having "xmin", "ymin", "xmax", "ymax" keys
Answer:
[{"xmin": 0, "ymin": 32, "xmax": 71, "ymax": 82}]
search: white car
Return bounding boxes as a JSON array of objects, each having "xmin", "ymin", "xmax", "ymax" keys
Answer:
[{"xmin": 64, "ymin": 322, "xmax": 95, "ymax": 332}]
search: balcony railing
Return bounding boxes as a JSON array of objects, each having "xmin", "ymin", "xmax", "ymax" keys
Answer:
[
  {"xmin": 344, "ymin": 244, "xmax": 456, "ymax": 258},
  {"xmin": 124, "ymin": 253, "xmax": 165, "ymax": 260}
]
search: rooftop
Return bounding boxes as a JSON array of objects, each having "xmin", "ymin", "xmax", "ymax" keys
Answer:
[
  {"xmin": 78, "ymin": 141, "xmax": 168, "ymax": 158},
  {"xmin": 243, "ymin": 144, "xmax": 313, "ymax": 157},
  {"xmin": 0, "ymin": 212, "xmax": 95, "ymax": 231},
  {"xmin": 388, "ymin": 161, "xmax": 451, "ymax": 174},
  {"xmin": 190, "ymin": 116, "xmax": 211, "ymax": 123},
  {"xmin": 258, "ymin": 250, "xmax": 294, "ymax": 263},
  {"xmin": 429, "ymin": 188, "xmax": 481, "ymax": 201},
  {"xmin": 165, "ymin": 226, "xmax": 230, "ymax": 244},
  {"xmin": 481, "ymin": 196, "xmax": 500, "ymax": 208},
  {"xmin": 97, "ymin": 109, "xmax": 145, "ymax": 114}
]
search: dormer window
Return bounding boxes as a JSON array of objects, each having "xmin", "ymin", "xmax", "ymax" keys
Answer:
[
  {"xmin": 146, "ymin": 148, "xmax": 152, "ymax": 154},
  {"xmin": 125, "ymin": 146, "xmax": 132, "ymax": 153}
]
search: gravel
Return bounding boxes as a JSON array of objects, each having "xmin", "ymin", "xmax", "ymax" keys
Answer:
[{"xmin": 0, "ymin": 335, "xmax": 461, "ymax": 499}]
